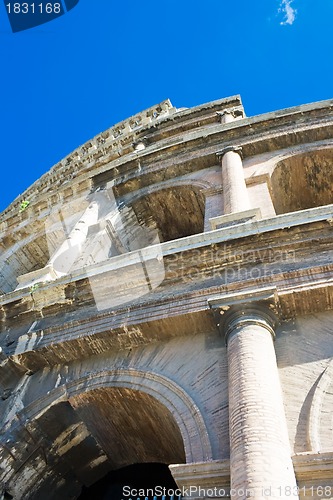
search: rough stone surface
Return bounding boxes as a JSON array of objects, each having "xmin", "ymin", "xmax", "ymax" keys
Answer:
[{"xmin": 1, "ymin": 96, "xmax": 333, "ymax": 498}]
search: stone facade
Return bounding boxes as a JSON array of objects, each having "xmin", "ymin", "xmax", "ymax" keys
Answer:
[{"xmin": 0, "ymin": 96, "xmax": 333, "ymax": 499}]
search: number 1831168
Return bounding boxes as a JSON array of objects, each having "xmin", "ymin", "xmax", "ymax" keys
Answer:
[{"xmin": 6, "ymin": 3, "xmax": 61, "ymax": 14}]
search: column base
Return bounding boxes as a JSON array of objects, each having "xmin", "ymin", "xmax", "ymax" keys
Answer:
[{"xmin": 209, "ymin": 208, "xmax": 261, "ymax": 230}]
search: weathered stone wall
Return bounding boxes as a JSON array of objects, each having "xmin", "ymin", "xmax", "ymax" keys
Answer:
[{"xmin": 1, "ymin": 96, "xmax": 333, "ymax": 498}]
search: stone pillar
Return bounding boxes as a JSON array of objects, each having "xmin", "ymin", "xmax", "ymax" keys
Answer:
[
  {"xmin": 208, "ymin": 147, "xmax": 261, "ymax": 230},
  {"xmin": 208, "ymin": 108, "xmax": 260, "ymax": 230},
  {"xmin": 209, "ymin": 290, "xmax": 298, "ymax": 499},
  {"xmin": 219, "ymin": 146, "xmax": 250, "ymax": 215}
]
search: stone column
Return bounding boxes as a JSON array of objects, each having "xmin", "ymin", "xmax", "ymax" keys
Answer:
[
  {"xmin": 209, "ymin": 291, "xmax": 298, "ymax": 499},
  {"xmin": 208, "ymin": 147, "xmax": 260, "ymax": 230},
  {"xmin": 208, "ymin": 108, "xmax": 260, "ymax": 230},
  {"xmin": 219, "ymin": 146, "xmax": 250, "ymax": 215}
]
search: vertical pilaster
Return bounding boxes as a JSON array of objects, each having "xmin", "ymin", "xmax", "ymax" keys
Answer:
[{"xmin": 204, "ymin": 188, "xmax": 224, "ymax": 232}]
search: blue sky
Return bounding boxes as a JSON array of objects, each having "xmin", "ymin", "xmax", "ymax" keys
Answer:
[{"xmin": 1, "ymin": 0, "xmax": 332, "ymax": 214}]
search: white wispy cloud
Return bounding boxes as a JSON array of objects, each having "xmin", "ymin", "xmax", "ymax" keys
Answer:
[{"xmin": 279, "ymin": 0, "xmax": 297, "ymax": 25}]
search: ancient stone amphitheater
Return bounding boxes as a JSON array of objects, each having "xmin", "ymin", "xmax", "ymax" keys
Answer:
[{"xmin": 0, "ymin": 96, "xmax": 333, "ymax": 499}]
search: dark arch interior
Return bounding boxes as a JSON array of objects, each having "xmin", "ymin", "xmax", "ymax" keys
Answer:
[
  {"xmin": 271, "ymin": 150, "xmax": 333, "ymax": 215},
  {"xmin": 130, "ymin": 186, "xmax": 205, "ymax": 243},
  {"xmin": 78, "ymin": 463, "xmax": 179, "ymax": 500}
]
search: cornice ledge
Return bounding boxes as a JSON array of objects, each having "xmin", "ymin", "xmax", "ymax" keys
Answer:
[{"xmin": 293, "ymin": 451, "xmax": 333, "ymax": 481}]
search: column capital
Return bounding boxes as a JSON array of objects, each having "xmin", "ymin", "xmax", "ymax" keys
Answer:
[
  {"xmin": 216, "ymin": 145, "xmax": 243, "ymax": 160},
  {"xmin": 222, "ymin": 307, "xmax": 278, "ymax": 345},
  {"xmin": 208, "ymin": 287, "xmax": 280, "ymax": 344}
]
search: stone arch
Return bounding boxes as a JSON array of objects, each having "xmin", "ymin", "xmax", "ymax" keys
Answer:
[
  {"xmin": 64, "ymin": 368, "xmax": 212, "ymax": 463},
  {"xmin": 0, "ymin": 369, "xmax": 212, "ymax": 498},
  {"xmin": 3, "ymin": 368, "xmax": 212, "ymax": 473},
  {"xmin": 270, "ymin": 146, "xmax": 333, "ymax": 215}
]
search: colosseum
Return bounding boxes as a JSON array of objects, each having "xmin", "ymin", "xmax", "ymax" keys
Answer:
[{"xmin": 0, "ymin": 96, "xmax": 333, "ymax": 499}]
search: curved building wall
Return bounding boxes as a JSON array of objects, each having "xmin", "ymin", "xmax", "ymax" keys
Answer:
[{"xmin": 0, "ymin": 96, "xmax": 333, "ymax": 498}]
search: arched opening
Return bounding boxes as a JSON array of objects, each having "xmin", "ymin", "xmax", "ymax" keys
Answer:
[
  {"xmin": 129, "ymin": 186, "xmax": 205, "ymax": 243},
  {"xmin": 271, "ymin": 150, "xmax": 333, "ymax": 215},
  {"xmin": 8, "ymin": 386, "xmax": 186, "ymax": 499},
  {"xmin": 78, "ymin": 463, "xmax": 179, "ymax": 500},
  {"xmin": 2, "ymin": 369, "xmax": 213, "ymax": 499},
  {"xmin": 69, "ymin": 386, "xmax": 186, "ymax": 498},
  {"xmin": 69, "ymin": 387, "xmax": 186, "ymax": 469}
]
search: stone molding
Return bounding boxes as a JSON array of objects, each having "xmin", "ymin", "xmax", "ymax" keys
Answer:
[
  {"xmin": 170, "ymin": 460, "xmax": 230, "ymax": 498},
  {"xmin": 293, "ymin": 451, "xmax": 333, "ymax": 484},
  {"xmin": 4, "ymin": 203, "xmax": 333, "ymax": 306}
]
